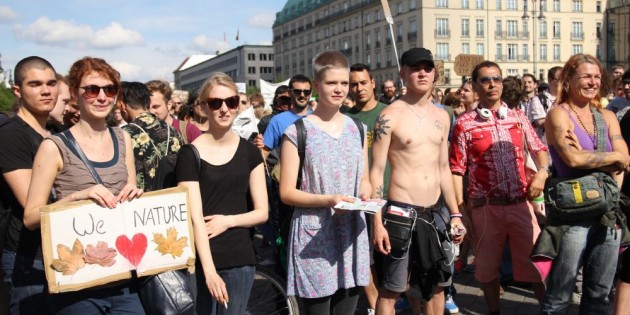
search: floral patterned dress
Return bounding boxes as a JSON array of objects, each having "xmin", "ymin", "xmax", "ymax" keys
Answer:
[{"xmin": 284, "ymin": 116, "xmax": 370, "ymax": 298}]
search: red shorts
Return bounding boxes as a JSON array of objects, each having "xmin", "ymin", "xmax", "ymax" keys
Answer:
[{"xmin": 470, "ymin": 201, "xmax": 541, "ymax": 283}]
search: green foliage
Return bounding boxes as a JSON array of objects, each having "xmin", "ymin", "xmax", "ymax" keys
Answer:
[{"xmin": 0, "ymin": 86, "xmax": 15, "ymax": 112}]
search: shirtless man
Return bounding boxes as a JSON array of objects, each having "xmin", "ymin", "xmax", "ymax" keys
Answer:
[{"xmin": 371, "ymin": 47, "xmax": 464, "ymax": 315}]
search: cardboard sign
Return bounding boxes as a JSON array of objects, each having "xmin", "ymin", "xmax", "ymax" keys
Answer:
[
  {"xmin": 41, "ymin": 187, "xmax": 195, "ymax": 293},
  {"xmin": 453, "ymin": 54, "xmax": 485, "ymax": 76}
]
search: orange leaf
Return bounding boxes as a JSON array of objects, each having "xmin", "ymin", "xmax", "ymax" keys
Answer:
[{"xmin": 153, "ymin": 227, "xmax": 188, "ymax": 258}]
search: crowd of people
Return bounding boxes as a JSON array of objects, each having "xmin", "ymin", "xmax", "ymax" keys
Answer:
[{"xmin": 0, "ymin": 49, "xmax": 629, "ymax": 315}]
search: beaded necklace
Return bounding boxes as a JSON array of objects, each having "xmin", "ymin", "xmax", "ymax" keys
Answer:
[{"xmin": 568, "ymin": 105, "xmax": 598, "ymax": 149}]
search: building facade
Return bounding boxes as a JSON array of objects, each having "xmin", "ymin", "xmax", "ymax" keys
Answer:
[
  {"xmin": 273, "ymin": 0, "xmax": 607, "ymax": 89},
  {"xmin": 603, "ymin": 0, "xmax": 630, "ymax": 70},
  {"xmin": 174, "ymin": 45, "xmax": 274, "ymax": 93}
]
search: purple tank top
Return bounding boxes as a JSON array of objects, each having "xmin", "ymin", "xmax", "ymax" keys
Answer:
[{"xmin": 549, "ymin": 107, "xmax": 612, "ymax": 177}]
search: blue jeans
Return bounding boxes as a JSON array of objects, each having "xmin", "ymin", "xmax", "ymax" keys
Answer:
[
  {"xmin": 47, "ymin": 282, "xmax": 144, "ymax": 315},
  {"xmin": 195, "ymin": 265, "xmax": 255, "ymax": 315},
  {"xmin": 541, "ymin": 220, "xmax": 620, "ymax": 315},
  {"xmin": 1, "ymin": 250, "xmax": 50, "ymax": 315}
]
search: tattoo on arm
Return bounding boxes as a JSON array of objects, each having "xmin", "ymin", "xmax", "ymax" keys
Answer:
[
  {"xmin": 376, "ymin": 185, "xmax": 384, "ymax": 198},
  {"xmin": 585, "ymin": 152, "xmax": 607, "ymax": 167},
  {"xmin": 611, "ymin": 134, "xmax": 624, "ymax": 142},
  {"xmin": 374, "ymin": 114, "xmax": 390, "ymax": 141}
]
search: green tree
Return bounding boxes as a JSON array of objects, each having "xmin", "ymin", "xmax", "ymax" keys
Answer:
[{"xmin": 0, "ymin": 86, "xmax": 15, "ymax": 112}]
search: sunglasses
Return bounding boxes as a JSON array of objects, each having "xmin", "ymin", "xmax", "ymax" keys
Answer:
[
  {"xmin": 240, "ymin": 100, "xmax": 248, "ymax": 105},
  {"xmin": 202, "ymin": 95, "xmax": 240, "ymax": 110},
  {"xmin": 81, "ymin": 85, "xmax": 118, "ymax": 98},
  {"xmin": 277, "ymin": 96, "xmax": 292, "ymax": 102},
  {"xmin": 292, "ymin": 89, "xmax": 312, "ymax": 96},
  {"xmin": 477, "ymin": 76, "xmax": 503, "ymax": 85}
]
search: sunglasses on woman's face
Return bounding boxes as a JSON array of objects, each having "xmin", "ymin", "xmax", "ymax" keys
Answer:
[
  {"xmin": 81, "ymin": 85, "xmax": 118, "ymax": 98},
  {"xmin": 202, "ymin": 95, "xmax": 240, "ymax": 110}
]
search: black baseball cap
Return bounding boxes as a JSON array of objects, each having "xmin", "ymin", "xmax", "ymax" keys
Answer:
[{"xmin": 400, "ymin": 48, "xmax": 435, "ymax": 67}]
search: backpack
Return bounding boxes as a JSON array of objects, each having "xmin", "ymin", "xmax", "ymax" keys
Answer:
[{"xmin": 129, "ymin": 123, "xmax": 178, "ymax": 191}]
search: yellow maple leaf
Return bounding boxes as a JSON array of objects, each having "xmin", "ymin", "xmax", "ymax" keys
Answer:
[
  {"xmin": 153, "ymin": 227, "xmax": 188, "ymax": 258},
  {"xmin": 51, "ymin": 239, "xmax": 85, "ymax": 275}
]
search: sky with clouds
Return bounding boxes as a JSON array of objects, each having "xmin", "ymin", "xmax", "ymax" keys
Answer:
[{"xmin": 0, "ymin": 1, "xmax": 286, "ymax": 82}]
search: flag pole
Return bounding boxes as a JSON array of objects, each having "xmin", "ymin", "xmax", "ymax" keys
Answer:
[{"xmin": 380, "ymin": 0, "xmax": 403, "ymax": 88}]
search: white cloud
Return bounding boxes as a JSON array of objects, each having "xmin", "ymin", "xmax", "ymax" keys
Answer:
[
  {"xmin": 188, "ymin": 35, "xmax": 231, "ymax": 54},
  {"xmin": 111, "ymin": 62, "xmax": 143, "ymax": 81},
  {"xmin": 248, "ymin": 12, "xmax": 275, "ymax": 29},
  {"xmin": 13, "ymin": 17, "xmax": 143, "ymax": 50},
  {"xmin": 0, "ymin": 6, "xmax": 18, "ymax": 24}
]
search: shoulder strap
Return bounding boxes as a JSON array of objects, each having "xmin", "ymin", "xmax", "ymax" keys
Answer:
[
  {"xmin": 179, "ymin": 120, "xmax": 189, "ymax": 145},
  {"xmin": 186, "ymin": 144, "xmax": 201, "ymax": 175},
  {"xmin": 294, "ymin": 118, "xmax": 306, "ymax": 189},
  {"xmin": 56, "ymin": 130, "xmax": 104, "ymax": 185},
  {"xmin": 592, "ymin": 107, "xmax": 606, "ymax": 152},
  {"xmin": 349, "ymin": 116, "xmax": 365, "ymax": 147}
]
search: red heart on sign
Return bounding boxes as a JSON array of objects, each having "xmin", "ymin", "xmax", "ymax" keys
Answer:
[{"xmin": 115, "ymin": 233, "xmax": 147, "ymax": 267}]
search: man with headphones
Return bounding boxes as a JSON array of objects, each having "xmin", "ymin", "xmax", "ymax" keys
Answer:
[{"xmin": 449, "ymin": 61, "xmax": 549, "ymax": 315}]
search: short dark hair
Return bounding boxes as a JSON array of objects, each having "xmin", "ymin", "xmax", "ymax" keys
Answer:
[
  {"xmin": 288, "ymin": 74, "xmax": 312, "ymax": 90},
  {"xmin": 121, "ymin": 81, "xmax": 150, "ymax": 110},
  {"xmin": 350, "ymin": 63, "xmax": 373, "ymax": 80},
  {"xmin": 548, "ymin": 66, "xmax": 562, "ymax": 80},
  {"xmin": 272, "ymin": 85, "xmax": 290, "ymax": 108},
  {"xmin": 522, "ymin": 73, "xmax": 537, "ymax": 83},
  {"xmin": 622, "ymin": 69, "xmax": 630, "ymax": 81},
  {"xmin": 471, "ymin": 61, "xmax": 502, "ymax": 83},
  {"xmin": 14, "ymin": 56, "xmax": 56, "ymax": 86}
]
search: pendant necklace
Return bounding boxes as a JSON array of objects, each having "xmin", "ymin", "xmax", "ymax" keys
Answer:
[{"xmin": 568, "ymin": 105, "xmax": 597, "ymax": 149}]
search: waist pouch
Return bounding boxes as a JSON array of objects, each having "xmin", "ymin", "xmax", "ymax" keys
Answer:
[{"xmin": 546, "ymin": 172, "xmax": 619, "ymax": 222}]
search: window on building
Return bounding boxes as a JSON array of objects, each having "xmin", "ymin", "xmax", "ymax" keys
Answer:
[
  {"xmin": 496, "ymin": 43, "xmax": 503, "ymax": 60},
  {"xmin": 477, "ymin": 43, "xmax": 484, "ymax": 55},
  {"xmin": 365, "ymin": 12, "xmax": 371, "ymax": 24},
  {"xmin": 571, "ymin": 22, "xmax": 583, "ymax": 39},
  {"xmin": 248, "ymin": 66, "xmax": 256, "ymax": 74},
  {"xmin": 596, "ymin": 1, "xmax": 602, "ymax": 12},
  {"xmin": 410, "ymin": 0, "xmax": 417, "ymax": 10},
  {"xmin": 496, "ymin": 19, "xmax": 502, "ymax": 37},
  {"xmin": 507, "ymin": 44, "xmax": 517, "ymax": 61},
  {"xmin": 571, "ymin": 44, "xmax": 583, "ymax": 55},
  {"xmin": 461, "ymin": 0, "xmax": 469, "ymax": 9},
  {"xmin": 540, "ymin": 44, "xmax": 548, "ymax": 61},
  {"xmin": 269, "ymin": 53, "xmax": 274, "ymax": 60},
  {"xmin": 596, "ymin": 22, "xmax": 602, "ymax": 39},
  {"xmin": 539, "ymin": 20, "xmax": 547, "ymax": 38},
  {"xmin": 445, "ymin": 69, "xmax": 451, "ymax": 84},
  {"xmin": 436, "ymin": 43, "xmax": 449, "ymax": 60},
  {"xmin": 506, "ymin": 0, "xmax": 516, "ymax": 10},
  {"xmin": 572, "ymin": 0, "xmax": 582, "ymax": 12},
  {"xmin": 376, "ymin": 51, "xmax": 381, "ymax": 68},
  {"xmin": 553, "ymin": 21, "xmax": 561, "ymax": 38},
  {"xmin": 523, "ymin": 43, "xmax": 529, "ymax": 60},
  {"xmin": 436, "ymin": 18, "xmax": 449, "ymax": 36},
  {"xmin": 397, "ymin": 23, "xmax": 404, "ymax": 42},
  {"xmin": 507, "ymin": 20, "xmax": 517, "ymax": 37},
  {"xmin": 410, "ymin": 19, "xmax": 417, "ymax": 33},
  {"xmin": 248, "ymin": 53, "xmax": 255, "ymax": 61},
  {"xmin": 541, "ymin": 0, "xmax": 547, "ymax": 11},
  {"xmin": 376, "ymin": 30, "xmax": 381, "ymax": 47},
  {"xmin": 476, "ymin": 19, "xmax": 485, "ymax": 37},
  {"xmin": 553, "ymin": 0, "xmax": 560, "ymax": 11},
  {"xmin": 553, "ymin": 44, "xmax": 561, "ymax": 61},
  {"xmin": 365, "ymin": 31, "xmax": 371, "ymax": 49},
  {"xmin": 476, "ymin": 0, "xmax": 484, "ymax": 9},
  {"xmin": 462, "ymin": 43, "xmax": 470, "ymax": 54},
  {"xmin": 249, "ymin": 80, "xmax": 256, "ymax": 87},
  {"xmin": 387, "ymin": 50, "xmax": 392, "ymax": 66},
  {"xmin": 596, "ymin": 44, "xmax": 601, "ymax": 59},
  {"xmin": 437, "ymin": 0, "xmax": 448, "ymax": 8},
  {"xmin": 508, "ymin": 69, "xmax": 519, "ymax": 76},
  {"xmin": 462, "ymin": 19, "xmax": 470, "ymax": 36},
  {"xmin": 396, "ymin": 2, "xmax": 402, "ymax": 14},
  {"xmin": 496, "ymin": 0, "xmax": 501, "ymax": 10},
  {"xmin": 259, "ymin": 54, "xmax": 267, "ymax": 61},
  {"xmin": 522, "ymin": 19, "xmax": 528, "ymax": 37},
  {"xmin": 376, "ymin": 9, "xmax": 381, "ymax": 21}
]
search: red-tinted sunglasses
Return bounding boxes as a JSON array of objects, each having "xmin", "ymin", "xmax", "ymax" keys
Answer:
[
  {"xmin": 81, "ymin": 85, "xmax": 118, "ymax": 98},
  {"xmin": 202, "ymin": 95, "xmax": 240, "ymax": 110}
]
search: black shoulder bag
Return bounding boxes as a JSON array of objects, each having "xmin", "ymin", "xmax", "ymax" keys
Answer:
[{"xmin": 545, "ymin": 108, "xmax": 620, "ymax": 222}]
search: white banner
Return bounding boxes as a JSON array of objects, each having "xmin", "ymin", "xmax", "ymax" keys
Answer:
[{"xmin": 260, "ymin": 78, "xmax": 290, "ymax": 110}]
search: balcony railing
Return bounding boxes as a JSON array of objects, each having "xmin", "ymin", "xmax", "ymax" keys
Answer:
[
  {"xmin": 407, "ymin": 31, "xmax": 417, "ymax": 40},
  {"xmin": 436, "ymin": 54, "xmax": 451, "ymax": 61},
  {"xmin": 435, "ymin": 29, "xmax": 451, "ymax": 37},
  {"xmin": 571, "ymin": 32, "xmax": 584, "ymax": 40}
]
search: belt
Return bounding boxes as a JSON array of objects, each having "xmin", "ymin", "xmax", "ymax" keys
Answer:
[{"xmin": 470, "ymin": 197, "xmax": 527, "ymax": 208}]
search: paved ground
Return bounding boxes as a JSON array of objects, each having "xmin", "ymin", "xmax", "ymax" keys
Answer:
[{"xmin": 356, "ymin": 270, "xmax": 581, "ymax": 315}]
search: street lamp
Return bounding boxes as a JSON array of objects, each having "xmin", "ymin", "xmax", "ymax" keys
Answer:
[{"xmin": 522, "ymin": 0, "xmax": 546, "ymax": 79}]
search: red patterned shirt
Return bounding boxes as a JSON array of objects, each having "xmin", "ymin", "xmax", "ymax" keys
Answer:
[{"xmin": 449, "ymin": 103, "xmax": 547, "ymax": 200}]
